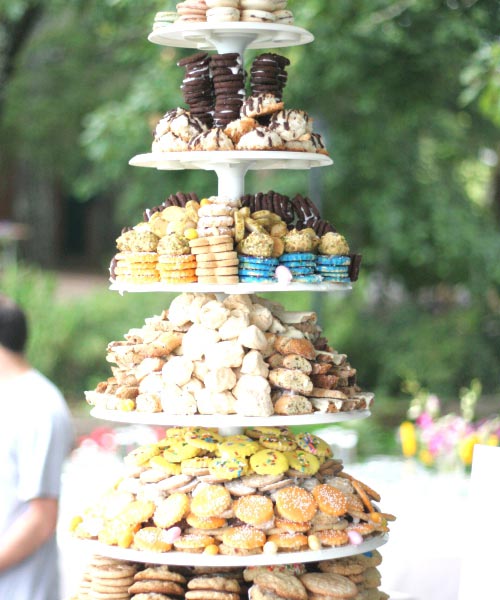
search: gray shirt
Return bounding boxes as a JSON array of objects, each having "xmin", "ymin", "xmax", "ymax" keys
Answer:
[{"xmin": 0, "ymin": 370, "xmax": 73, "ymax": 600}]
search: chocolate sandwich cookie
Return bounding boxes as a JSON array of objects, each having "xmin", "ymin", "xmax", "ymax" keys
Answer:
[
  {"xmin": 211, "ymin": 53, "xmax": 245, "ymax": 128},
  {"xmin": 179, "ymin": 52, "xmax": 214, "ymax": 127},
  {"xmin": 250, "ymin": 53, "xmax": 290, "ymax": 100}
]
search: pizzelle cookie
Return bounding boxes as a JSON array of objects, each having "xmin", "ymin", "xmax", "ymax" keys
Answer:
[
  {"xmin": 188, "ymin": 575, "xmax": 241, "ymax": 593},
  {"xmin": 128, "ymin": 579, "xmax": 185, "ymax": 595},
  {"xmin": 299, "ymin": 572, "xmax": 358, "ymax": 599},
  {"xmin": 254, "ymin": 572, "xmax": 308, "ymax": 600}
]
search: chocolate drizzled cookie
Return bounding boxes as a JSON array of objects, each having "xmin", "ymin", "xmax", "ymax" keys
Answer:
[
  {"xmin": 179, "ymin": 52, "xmax": 215, "ymax": 127},
  {"xmin": 210, "ymin": 53, "xmax": 246, "ymax": 128}
]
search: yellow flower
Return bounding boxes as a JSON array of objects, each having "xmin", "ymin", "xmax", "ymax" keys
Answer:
[
  {"xmin": 418, "ymin": 448, "xmax": 434, "ymax": 467},
  {"xmin": 458, "ymin": 434, "xmax": 479, "ymax": 466},
  {"xmin": 486, "ymin": 434, "xmax": 498, "ymax": 447},
  {"xmin": 400, "ymin": 421, "xmax": 417, "ymax": 457}
]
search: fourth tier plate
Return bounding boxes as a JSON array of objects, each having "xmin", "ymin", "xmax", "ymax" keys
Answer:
[{"xmin": 77, "ymin": 535, "xmax": 388, "ymax": 568}]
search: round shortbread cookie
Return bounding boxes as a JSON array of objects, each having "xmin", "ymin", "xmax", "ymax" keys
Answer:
[
  {"xmin": 189, "ymin": 235, "xmax": 233, "ymax": 247},
  {"xmin": 115, "ymin": 252, "xmax": 158, "ymax": 262},
  {"xmin": 197, "ymin": 275, "xmax": 239, "ymax": 284},
  {"xmin": 191, "ymin": 243, "xmax": 234, "ymax": 255},
  {"xmin": 90, "ymin": 575, "xmax": 135, "ymax": 587},
  {"xmin": 158, "ymin": 254, "xmax": 196, "ymax": 264},
  {"xmin": 195, "ymin": 250, "xmax": 237, "ymax": 262},
  {"xmin": 195, "ymin": 266, "xmax": 239, "ymax": 276},
  {"xmin": 198, "ymin": 204, "xmax": 234, "ymax": 218},
  {"xmin": 196, "ymin": 258, "xmax": 239, "ymax": 268}
]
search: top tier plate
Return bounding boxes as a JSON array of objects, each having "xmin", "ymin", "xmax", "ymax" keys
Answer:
[{"xmin": 149, "ymin": 22, "xmax": 314, "ymax": 55}]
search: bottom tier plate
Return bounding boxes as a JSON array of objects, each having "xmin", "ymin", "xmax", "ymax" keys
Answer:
[{"xmin": 77, "ymin": 535, "xmax": 388, "ymax": 567}]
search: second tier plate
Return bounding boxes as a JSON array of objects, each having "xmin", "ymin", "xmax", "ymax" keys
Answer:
[{"xmin": 90, "ymin": 407, "xmax": 370, "ymax": 428}]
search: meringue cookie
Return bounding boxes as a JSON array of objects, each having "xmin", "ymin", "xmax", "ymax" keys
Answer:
[{"xmin": 240, "ymin": 350, "xmax": 269, "ymax": 378}]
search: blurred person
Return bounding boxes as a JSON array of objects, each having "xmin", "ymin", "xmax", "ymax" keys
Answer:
[{"xmin": 0, "ymin": 295, "xmax": 74, "ymax": 600}]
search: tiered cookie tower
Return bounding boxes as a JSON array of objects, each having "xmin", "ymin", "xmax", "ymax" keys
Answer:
[{"xmin": 74, "ymin": 8, "xmax": 390, "ymax": 593}]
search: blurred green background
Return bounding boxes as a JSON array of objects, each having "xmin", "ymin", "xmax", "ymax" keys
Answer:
[{"xmin": 1, "ymin": 0, "xmax": 499, "ymax": 453}]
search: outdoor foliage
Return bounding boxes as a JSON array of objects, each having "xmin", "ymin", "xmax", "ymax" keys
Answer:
[{"xmin": 1, "ymin": 1, "xmax": 500, "ymax": 399}]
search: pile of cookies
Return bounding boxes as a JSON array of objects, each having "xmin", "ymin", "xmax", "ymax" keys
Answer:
[
  {"xmin": 85, "ymin": 293, "xmax": 374, "ymax": 416},
  {"xmin": 70, "ymin": 555, "xmax": 138, "ymax": 600},
  {"xmin": 153, "ymin": 0, "xmax": 294, "ymax": 26},
  {"xmin": 71, "ymin": 426, "xmax": 394, "ymax": 557},
  {"xmin": 109, "ymin": 190, "xmax": 361, "ymax": 286},
  {"xmin": 150, "ymin": 51, "xmax": 326, "ymax": 153},
  {"xmin": 72, "ymin": 553, "xmax": 388, "ymax": 600}
]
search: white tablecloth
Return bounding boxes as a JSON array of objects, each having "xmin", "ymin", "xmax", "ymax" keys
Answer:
[{"xmin": 352, "ymin": 457, "xmax": 468, "ymax": 600}]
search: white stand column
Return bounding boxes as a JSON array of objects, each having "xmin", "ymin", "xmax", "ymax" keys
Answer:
[{"xmin": 215, "ymin": 162, "xmax": 250, "ymax": 199}]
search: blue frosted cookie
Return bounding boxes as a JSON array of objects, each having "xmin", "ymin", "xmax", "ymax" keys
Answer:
[
  {"xmin": 322, "ymin": 275, "xmax": 351, "ymax": 283},
  {"xmin": 239, "ymin": 268, "xmax": 277, "ymax": 278},
  {"xmin": 316, "ymin": 265, "xmax": 350, "ymax": 274},
  {"xmin": 316, "ymin": 255, "xmax": 351, "ymax": 266},
  {"xmin": 238, "ymin": 255, "xmax": 279, "ymax": 266},
  {"xmin": 239, "ymin": 275, "xmax": 276, "ymax": 283},
  {"xmin": 280, "ymin": 252, "xmax": 317, "ymax": 263},
  {"xmin": 238, "ymin": 263, "xmax": 277, "ymax": 273},
  {"xmin": 288, "ymin": 266, "xmax": 315, "ymax": 275},
  {"xmin": 279, "ymin": 260, "xmax": 316, "ymax": 269},
  {"xmin": 293, "ymin": 274, "xmax": 324, "ymax": 283}
]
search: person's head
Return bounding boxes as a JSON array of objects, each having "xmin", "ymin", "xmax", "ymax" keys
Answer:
[{"xmin": 0, "ymin": 295, "xmax": 28, "ymax": 355}]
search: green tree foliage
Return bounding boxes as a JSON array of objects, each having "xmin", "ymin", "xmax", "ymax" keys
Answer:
[{"xmin": 1, "ymin": 0, "xmax": 500, "ymax": 397}]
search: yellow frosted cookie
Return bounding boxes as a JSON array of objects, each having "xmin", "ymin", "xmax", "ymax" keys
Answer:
[
  {"xmin": 209, "ymin": 457, "xmax": 248, "ymax": 480},
  {"xmin": 124, "ymin": 444, "xmax": 162, "ymax": 467},
  {"xmin": 284, "ymin": 450, "xmax": 320, "ymax": 475},
  {"xmin": 184, "ymin": 428, "xmax": 223, "ymax": 452},
  {"xmin": 163, "ymin": 442, "xmax": 202, "ymax": 463},
  {"xmin": 295, "ymin": 432, "xmax": 332, "ymax": 458},
  {"xmin": 250, "ymin": 449, "xmax": 289, "ymax": 475},
  {"xmin": 217, "ymin": 440, "xmax": 261, "ymax": 459},
  {"xmin": 259, "ymin": 434, "xmax": 297, "ymax": 452}
]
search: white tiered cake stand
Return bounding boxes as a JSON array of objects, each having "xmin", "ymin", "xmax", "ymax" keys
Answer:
[{"xmin": 83, "ymin": 19, "xmax": 388, "ymax": 570}]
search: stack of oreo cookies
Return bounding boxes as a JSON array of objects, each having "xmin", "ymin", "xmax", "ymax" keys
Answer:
[
  {"xmin": 238, "ymin": 256, "xmax": 278, "ymax": 282},
  {"xmin": 250, "ymin": 53, "xmax": 290, "ymax": 101},
  {"xmin": 210, "ymin": 53, "xmax": 246, "ymax": 128},
  {"xmin": 178, "ymin": 52, "xmax": 214, "ymax": 127},
  {"xmin": 316, "ymin": 255, "xmax": 351, "ymax": 283},
  {"xmin": 279, "ymin": 252, "xmax": 322, "ymax": 283}
]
